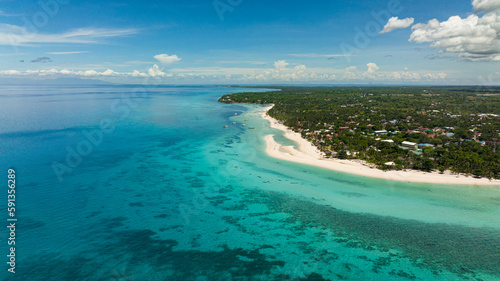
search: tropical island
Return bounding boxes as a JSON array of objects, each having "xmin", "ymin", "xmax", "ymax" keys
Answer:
[{"xmin": 220, "ymin": 86, "xmax": 500, "ymax": 181}]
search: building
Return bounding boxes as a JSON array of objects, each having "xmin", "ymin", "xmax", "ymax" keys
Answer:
[
  {"xmin": 402, "ymin": 141, "xmax": 418, "ymax": 150},
  {"xmin": 375, "ymin": 130, "xmax": 388, "ymax": 135}
]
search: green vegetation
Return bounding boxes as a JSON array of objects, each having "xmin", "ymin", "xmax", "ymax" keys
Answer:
[{"xmin": 219, "ymin": 86, "xmax": 500, "ymax": 179}]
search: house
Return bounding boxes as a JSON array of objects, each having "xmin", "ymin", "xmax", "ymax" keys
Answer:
[
  {"xmin": 322, "ymin": 149, "xmax": 336, "ymax": 157},
  {"xmin": 375, "ymin": 130, "xmax": 388, "ymax": 135},
  {"xmin": 402, "ymin": 141, "xmax": 418, "ymax": 150},
  {"xmin": 381, "ymin": 139, "xmax": 394, "ymax": 144}
]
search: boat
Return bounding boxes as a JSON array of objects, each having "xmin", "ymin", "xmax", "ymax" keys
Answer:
[
  {"xmin": 232, "ymin": 122, "xmax": 237, "ymax": 125},
  {"xmin": 242, "ymin": 124, "xmax": 247, "ymax": 127},
  {"xmin": 223, "ymin": 125, "xmax": 228, "ymax": 128},
  {"xmin": 249, "ymin": 127, "xmax": 255, "ymax": 129}
]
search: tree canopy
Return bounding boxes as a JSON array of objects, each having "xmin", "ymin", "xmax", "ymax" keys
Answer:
[{"xmin": 220, "ymin": 86, "xmax": 500, "ymax": 179}]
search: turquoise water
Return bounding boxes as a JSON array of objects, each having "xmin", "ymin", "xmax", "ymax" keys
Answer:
[{"xmin": 0, "ymin": 85, "xmax": 499, "ymax": 280}]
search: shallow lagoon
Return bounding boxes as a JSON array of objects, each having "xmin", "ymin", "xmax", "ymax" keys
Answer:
[{"xmin": 0, "ymin": 85, "xmax": 499, "ymax": 280}]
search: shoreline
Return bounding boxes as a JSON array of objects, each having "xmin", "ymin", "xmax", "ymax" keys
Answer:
[{"xmin": 258, "ymin": 105, "xmax": 500, "ymax": 186}]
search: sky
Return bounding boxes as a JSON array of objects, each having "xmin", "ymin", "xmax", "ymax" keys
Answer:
[{"xmin": 0, "ymin": 0, "xmax": 499, "ymax": 85}]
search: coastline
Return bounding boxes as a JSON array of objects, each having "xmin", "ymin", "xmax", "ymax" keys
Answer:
[{"xmin": 259, "ymin": 105, "xmax": 500, "ymax": 186}]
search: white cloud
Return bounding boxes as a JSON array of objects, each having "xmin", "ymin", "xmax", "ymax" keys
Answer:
[
  {"xmin": 472, "ymin": 0, "xmax": 500, "ymax": 13},
  {"xmin": 0, "ymin": 68, "xmax": 148, "ymax": 78},
  {"xmin": 241, "ymin": 64, "xmax": 335, "ymax": 82},
  {"xmin": 101, "ymin": 69, "xmax": 118, "ymax": 76},
  {"xmin": 0, "ymin": 70, "xmax": 22, "ymax": 75},
  {"xmin": 366, "ymin": 63, "xmax": 380, "ymax": 74},
  {"xmin": 0, "ymin": 24, "xmax": 138, "ymax": 46},
  {"xmin": 341, "ymin": 64, "xmax": 446, "ymax": 82},
  {"xmin": 344, "ymin": 66, "xmax": 357, "ymax": 80},
  {"xmin": 380, "ymin": 17, "xmax": 415, "ymax": 34},
  {"xmin": 154, "ymin": 54, "xmax": 181, "ymax": 64},
  {"xmin": 424, "ymin": 73, "xmax": 448, "ymax": 80},
  {"xmin": 0, "ymin": 62, "xmax": 448, "ymax": 83},
  {"xmin": 408, "ymin": 2, "xmax": 500, "ymax": 61},
  {"xmin": 147, "ymin": 64, "xmax": 167, "ymax": 77},
  {"xmin": 274, "ymin": 60, "xmax": 289, "ymax": 70},
  {"xmin": 130, "ymin": 70, "xmax": 147, "ymax": 77}
]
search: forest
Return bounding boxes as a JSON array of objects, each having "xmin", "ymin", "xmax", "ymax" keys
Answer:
[{"xmin": 219, "ymin": 86, "xmax": 500, "ymax": 179}]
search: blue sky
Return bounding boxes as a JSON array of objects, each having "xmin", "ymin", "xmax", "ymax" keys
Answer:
[{"xmin": 0, "ymin": 0, "xmax": 499, "ymax": 84}]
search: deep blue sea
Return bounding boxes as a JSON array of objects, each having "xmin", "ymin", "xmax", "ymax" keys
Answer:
[{"xmin": 0, "ymin": 84, "xmax": 499, "ymax": 281}]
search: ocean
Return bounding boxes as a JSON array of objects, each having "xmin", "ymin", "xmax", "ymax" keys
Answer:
[{"xmin": 0, "ymin": 84, "xmax": 499, "ymax": 281}]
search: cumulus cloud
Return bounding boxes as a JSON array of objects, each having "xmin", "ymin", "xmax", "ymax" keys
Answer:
[
  {"xmin": 148, "ymin": 64, "xmax": 168, "ymax": 77},
  {"xmin": 341, "ymin": 64, "xmax": 446, "ymax": 82},
  {"xmin": 366, "ymin": 63, "xmax": 380, "ymax": 74},
  {"xmin": 0, "ymin": 61, "xmax": 448, "ymax": 83},
  {"xmin": 154, "ymin": 54, "xmax": 181, "ymax": 64},
  {"xmin": 31, "ymin": 57, "xmax": 52, "ymax": 63},
  {"xmin": 387, "ymin": 70, "xmax": 447, "ymax": 81},
  {"xmin": 343, "ymin": 66, "xmax": 357, "ymax": 80},
  {"xmin": 101, "ymin": 69, "xmax": 118, "ymax": 76},
  {"xmin": 408, "ymin": 2, "xmax": 500, "ymax": 61},
  {"xmin": 0, "ymin": 24, "xmax": 137, "ymax": 46},
  {"xmin": 274, "ymin": 60, "xmax": 289, "ymax": 70},
  {"xmin": 472, "ymin": 0, "xmax": 500, "ymax": 13},
  {"xmin": 380, "ymin": 17, "xmax": 415, "ymax": 34},
  {"xmin": 0, "ymin": 68, "xmax": 149, "ymax": 78},
  {"xmin": 245, "ymin": 64, "xmax": 335, "ymax": 82}
]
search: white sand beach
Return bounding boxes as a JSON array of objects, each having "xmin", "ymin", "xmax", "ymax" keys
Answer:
[{"xmin": 259, "ymin": 105, "xmax": 500, "ymax": 186}]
